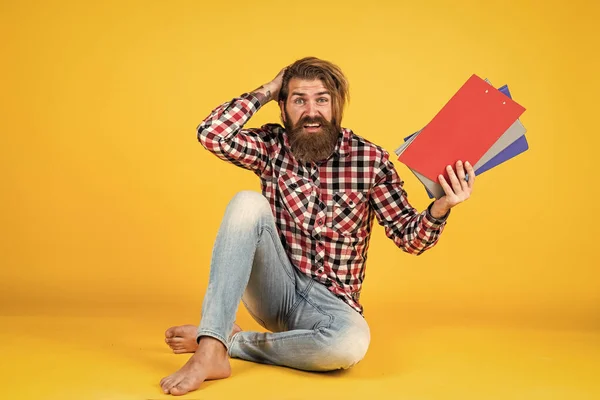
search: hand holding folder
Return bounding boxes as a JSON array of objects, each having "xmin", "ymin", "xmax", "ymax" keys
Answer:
[{"xmin": 396, "ymin": 74, "xmax": 528, "ymax": 199}]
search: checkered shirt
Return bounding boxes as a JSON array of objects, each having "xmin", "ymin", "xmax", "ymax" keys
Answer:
[{"xmin": 197, "ymin": 92, "xmax": 449, "ymax": 314}]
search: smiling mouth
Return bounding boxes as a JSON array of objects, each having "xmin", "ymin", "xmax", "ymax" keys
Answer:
[{"xmin": 303, "ymin": 123, "xmax": 321, "ymax": 129}]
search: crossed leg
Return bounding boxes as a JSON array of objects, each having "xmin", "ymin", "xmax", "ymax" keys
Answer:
[{"xmin": 159, "ymin": 191, "xmax": 369, "ymax": 395}]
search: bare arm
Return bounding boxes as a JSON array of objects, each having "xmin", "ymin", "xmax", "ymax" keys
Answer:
[
  {"xmin": 251, "ymin": 67, "xmax": 286, "ymax": 106},
  {"xmin": 196, "ymin": 67, "xmax": 287, "ymax": 173}
]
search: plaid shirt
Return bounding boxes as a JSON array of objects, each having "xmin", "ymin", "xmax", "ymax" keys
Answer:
[{"xmin": 197, "ymin": 92, "xmax": 449, "ymax": 314}]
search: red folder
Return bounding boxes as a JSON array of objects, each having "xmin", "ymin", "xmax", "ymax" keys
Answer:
[{"xmin": 398, "ymin": 74, "xmax": 526, "ymax": 183}]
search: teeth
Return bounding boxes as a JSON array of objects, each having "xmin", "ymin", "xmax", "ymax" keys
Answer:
[{"xmin": 305, "ymin": 124, "xmax": 320, "ymax": 127}]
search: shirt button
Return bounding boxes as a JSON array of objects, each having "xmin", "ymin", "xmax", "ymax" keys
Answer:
[{"xmin": 317, "ymin": 219, "xmax": 323, "ymax": 225}]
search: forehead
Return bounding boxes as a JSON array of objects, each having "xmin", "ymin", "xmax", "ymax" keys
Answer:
[{"xmin": 287, "ymin": 78, "xmax": 330, "ymax": 96}]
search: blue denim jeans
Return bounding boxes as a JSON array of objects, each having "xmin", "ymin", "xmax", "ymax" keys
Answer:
[{"xmin": 196, "ymin": 191, "xmax": 370, "ymax": 371}]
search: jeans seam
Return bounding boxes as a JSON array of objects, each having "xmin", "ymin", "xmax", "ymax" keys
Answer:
[
  {"xmin": 241, "ymin": 297, "xmax": 267, "ymax": 328},
  {"xmin": 283, "ymin": 282, "xmax": 334, "ymax": 330},
  {"xmin": 281, "ymin": 281, "xmax": 313, "ymax": 328},
  {"xmin": 260, "ymin": 225, "xmax": 295, "ymax": 283},
  {"xmin": 302, "ymin": 293, "xmax": 334, "ymax": 329},
  {"xmin": 235, "ymin": 326, "xmax": 328, "ymax": 345}
]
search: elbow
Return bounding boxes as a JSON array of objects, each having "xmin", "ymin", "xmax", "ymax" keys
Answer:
[
  {"xmin": 196, "ymin": 124, "xmax": 220, "ymax": 151},
  {"xmin": 397, "ymin": 237, "xmax": 436, "ymax": 256},
  {"xmin": 196, "ymin": 123, "xmax": 209, "ymax": 143}
]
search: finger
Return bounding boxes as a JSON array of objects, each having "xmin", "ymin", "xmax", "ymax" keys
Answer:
[
  {"xmin": 455, "ymin": 160, "xmax": 469, "ymax": 190},
  {"xmin": 465, "ymin": 161, "xmax": 475, "ymax": 190},
  {"xmin": 446, "ymin": 165, "xmax": 462, "ymax": 193},
  {"xmin": 438, "ymin": 174, "xmax": 454, "ymax": 197}
]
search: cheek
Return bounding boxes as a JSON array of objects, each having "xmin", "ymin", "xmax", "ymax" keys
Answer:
[
  {"xmin": 325, "ymin": 102, "xmax": 335, "ymax": 119},
  {"xmin": 289, "ymin": 113, "xmax": 300, "ymax": 125},
  {"xmin": 284, "ymin": 104, "xmax": 296, "ymax": 120},
  {"xmin": 290, "ymin": 110, "xmax": 304, "ymax": 124},
  {"xmin": 325, "ymin": 107, "xmax": 334, "ymax": 121}
]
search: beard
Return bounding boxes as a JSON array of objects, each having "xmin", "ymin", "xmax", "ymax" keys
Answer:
[{"xmin": 284, "ymin": 111, "xmax": 340, "ymax": 164}]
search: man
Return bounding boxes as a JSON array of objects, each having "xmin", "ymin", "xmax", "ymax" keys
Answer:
[{"xmin": 160, "ymin": 57, "xmax": 475, "ymax": 395}]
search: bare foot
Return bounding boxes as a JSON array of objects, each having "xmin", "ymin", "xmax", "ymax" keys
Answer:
[
  {"xmin": 165, "ymin": 323, "xmax": 243, "ymax": 354},
  {"xmin": 160, "ymin": 336, "xmax": 231, "ymax": 395}
]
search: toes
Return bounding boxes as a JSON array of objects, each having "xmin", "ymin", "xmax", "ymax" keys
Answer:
[
  {"xmin": 165, "ymin": 326, "xmax": 177, "ymax": 338},
  {"xmin": 170, "ymin": 379, "xmax": 194, "ymax": 396},
  {"xmin": 166, "ymin": 325, "xmax": 193, "ymax": 337},
  {"xmin": 167, "ymin": 326, "xmax": 190, "ymax": 338},
  {"xmin": 160, "ymin": 376, "xmax": 175, "ymax": 393}
]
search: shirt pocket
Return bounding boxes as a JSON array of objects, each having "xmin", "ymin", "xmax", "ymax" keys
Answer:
[
  {"xmin": 329, "ymin": 191, "xmax": 368, "ymax": 236},
  {"xmin": 278, "ymin": 172, "xmax": 316, "ymax": 232}
]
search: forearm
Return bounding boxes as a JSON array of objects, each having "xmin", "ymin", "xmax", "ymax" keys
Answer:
[
  {"xmin": 197, "ymin": 79, "xmax": 277, "ymax": 142},
  {"xmin": 197, "ymin": 93, "xmax": 258, "ymax": 137},
  {"xmin": 386, "ymin": 209, "xmax": 447, "ymax": 255},
  {"xmin": 372, "ymin": 151, "xmax": 449, "ymax": 255},
  {"xmin": 195, "ymin": 68, "xmax": 284, "ymax": 172},
  {"xmin": 250, "ymin": 82, "xmax": 277, "ymax": 107},
  {"xmin": 196, "ymin": 91, "xmax": 268, "ymax": 172}
]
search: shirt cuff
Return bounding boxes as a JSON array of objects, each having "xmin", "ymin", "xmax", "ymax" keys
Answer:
[
  {"xmin": 424, "ymin": 201, "xmax": 450, "ymax": 228},
  {"xmin": 239, "ymin": 92, "xmax": 265, "ymax": 111}
]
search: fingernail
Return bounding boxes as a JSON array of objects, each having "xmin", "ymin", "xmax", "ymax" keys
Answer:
[{"xmin": 466, "ymin": 161, "xmax": 471, "ymax": 166}]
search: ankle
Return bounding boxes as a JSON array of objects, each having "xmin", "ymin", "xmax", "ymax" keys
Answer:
[{"xmin": 196, "ymin": 336, "xmax": 228, "ymax": 357}]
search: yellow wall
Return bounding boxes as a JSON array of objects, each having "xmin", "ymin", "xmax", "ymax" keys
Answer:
[{"xmin": 1, "ymin": 0, "xmax": 598, "ymax": 328}]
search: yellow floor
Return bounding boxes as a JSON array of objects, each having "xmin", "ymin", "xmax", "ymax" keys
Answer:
[{"xmin": 1, "ymin": 307, "xmax": 599, "ymax": 400}]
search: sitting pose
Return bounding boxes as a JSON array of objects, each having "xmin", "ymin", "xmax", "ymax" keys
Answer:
[{"xmin": 160, "ymin": 57, "xmax": 474, "ymax": 395}]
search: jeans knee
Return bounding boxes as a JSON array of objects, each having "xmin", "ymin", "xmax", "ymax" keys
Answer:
[
  {"xmin": 313, "ymin": 320, "xmax": 371, "ymax": 371},
  {"xmin": 224, "ymin": 191, "xmax": 272, "ymax": 228}
]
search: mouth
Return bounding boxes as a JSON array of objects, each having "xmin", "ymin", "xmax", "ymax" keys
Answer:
[{"xmin": 302, "ymin": 123, "xmax": 322, "ymax": 133}]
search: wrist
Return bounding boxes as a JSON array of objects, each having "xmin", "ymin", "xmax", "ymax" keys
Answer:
[{"xmin": 429, "ymin": 200, "xmax": 450, "ymax": 220}]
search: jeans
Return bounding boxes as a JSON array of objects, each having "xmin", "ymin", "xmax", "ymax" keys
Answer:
[{"xmin": 196, "ymin": 191, "xmax": 370, "ymax": 372}]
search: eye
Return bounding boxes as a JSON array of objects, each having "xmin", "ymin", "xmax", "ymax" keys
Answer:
[
  {"xmin": 294, "ymin": 98, "xmax": 305, "ymax": 105},
  {"xmin": 317, "ymin": 97, "xmax": 329, "ymax": 103}
]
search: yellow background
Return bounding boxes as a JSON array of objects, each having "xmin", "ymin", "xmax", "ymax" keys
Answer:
[{"xmin": 1, "ymin": 0, "xmax": 599, "ymax": 398}]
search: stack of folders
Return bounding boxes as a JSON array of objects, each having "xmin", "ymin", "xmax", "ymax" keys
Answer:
[{"xmin": 395, "ymin": 74, "xmax": 528, "ymax": 199}]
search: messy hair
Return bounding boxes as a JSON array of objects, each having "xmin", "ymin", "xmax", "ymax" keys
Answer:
[{"xmin": 279, "ymin": 57, "xmax": 349, "ymax": 132}]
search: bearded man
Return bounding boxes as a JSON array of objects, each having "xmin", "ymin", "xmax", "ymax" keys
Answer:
[{"xmin": 160, "ymin": 57, "xmax": 475, "ymax": 395}]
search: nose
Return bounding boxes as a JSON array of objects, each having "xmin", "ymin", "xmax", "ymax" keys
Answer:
[{"xmin": 306, "ymin": 101, "xmax": 319, "ymax": 117}]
